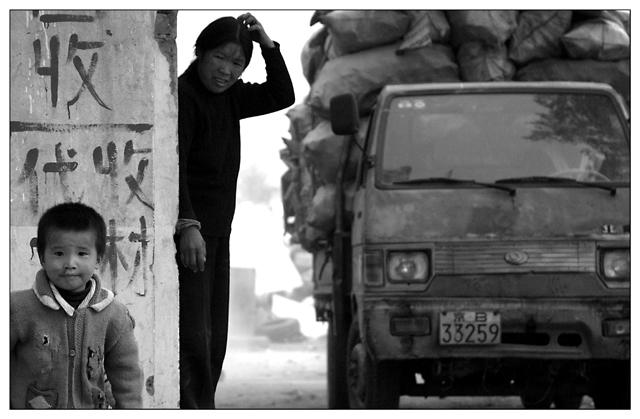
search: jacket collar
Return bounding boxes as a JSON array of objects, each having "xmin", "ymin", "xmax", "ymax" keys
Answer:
[{"xmin": 32, "ymin": 269, "xmax": 114, "ymax": 315}]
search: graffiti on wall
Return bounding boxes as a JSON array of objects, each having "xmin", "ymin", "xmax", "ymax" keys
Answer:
[
  {"xmin": 34, "ymin": 14, "xmax": 111, "ymax": 116},
  {"xmin": 11, "ymin": 10, "xmax": 158, "ymax": 296}
]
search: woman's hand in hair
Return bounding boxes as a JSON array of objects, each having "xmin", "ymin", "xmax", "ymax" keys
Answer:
[{"xmin": 238, "ymin": 13, "xmax": 275, "ymax": 48}]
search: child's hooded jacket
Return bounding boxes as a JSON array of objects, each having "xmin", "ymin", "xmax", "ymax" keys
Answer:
[{"xmin": 10, "ymin": 270, "xmax": 143, "ymax": 409}]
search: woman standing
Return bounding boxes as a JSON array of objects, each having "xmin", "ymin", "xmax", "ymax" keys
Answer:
[{"xmin": 176, "ymin": 13, "xmax": 295, "ymax": 408}]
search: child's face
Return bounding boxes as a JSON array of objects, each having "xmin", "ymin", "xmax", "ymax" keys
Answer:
[{"xmin": 40, "ymin": 228, "xmax": 102, "ymax": 293}]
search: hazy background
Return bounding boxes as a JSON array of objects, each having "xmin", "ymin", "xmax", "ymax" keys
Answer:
[{"xmin": 177, "ymin": 10, "xmax": 318, "ymax": 296}]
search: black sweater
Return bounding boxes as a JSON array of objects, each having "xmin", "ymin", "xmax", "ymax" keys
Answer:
[{"xmin": 178, "ymin": 43, "xmax": 295, "ymax": 236}]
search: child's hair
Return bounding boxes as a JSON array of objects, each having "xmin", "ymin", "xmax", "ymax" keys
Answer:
[
  {"xmin": 195, "ymin": 16, "xmax": 253, "ymax": 69},
  {"xmin": 37, "ymin": 202, "xmax": 107, "ymax": 261}
]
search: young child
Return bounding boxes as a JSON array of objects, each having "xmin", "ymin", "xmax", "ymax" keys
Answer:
[{"xmin": 10, "ymin": 202, "xmax": 143, "ymax": 409}]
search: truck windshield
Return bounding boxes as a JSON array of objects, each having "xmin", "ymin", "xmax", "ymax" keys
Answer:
[{"xmin": 379, "ymin": 92, "xmax": 630, "ymax": 185}]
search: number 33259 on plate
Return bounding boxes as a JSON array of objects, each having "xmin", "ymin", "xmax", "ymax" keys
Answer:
[{"xmin": 439, "ymin": 311, "xmax": 501, "ymax": 345}]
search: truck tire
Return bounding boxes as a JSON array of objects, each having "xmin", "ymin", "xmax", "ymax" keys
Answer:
[
  {"xmin": 327, "ymin": 320, "xmax": 349, "ymax": 408},
  {"xmin": 346, "ymin": 319, "xmax": 400, "ymax": 408},
  {"xmin": 520, "ymin": 361, "xmax": 554, "ymax": 408}
]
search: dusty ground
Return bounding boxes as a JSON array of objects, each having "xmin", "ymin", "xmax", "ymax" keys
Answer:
[
  {"xmin": 215, "ymin": 334, "xmax": 596, "ymax": 410},
  {"xmin": 216, "ymin": 335, "xmax": 327, "ymax": 409}
]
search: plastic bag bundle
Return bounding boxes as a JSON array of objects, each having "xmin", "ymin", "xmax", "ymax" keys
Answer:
[
  {"xmin": 571, "ymin": 10, "xmax": 629, "ymax": 31},
  {"xmin": 302, "ymin": 119, "xmax": 364, "ymax": 184},
  {"xmin": 300, "ymin": 223, "xmax": 329, "ymax": 253},
  {"xmin": 306, "ymin": 183, "xmax": 336, "ymax": 232},
  {"xmin": 446, "ymin": 10, "xmax": 518, "ymax": 47},
  {"xmin": 320, "ymin": 10, "xmax": 411, "ymax": 56},
  {"xmin": 286, "ymin": 103, "xmax": 320, "ymax": 144},
  {"xmin": 397, "ymin": 10, "xmax": 451, "ymax": 54},
  {"xmin": 302, "ymin": 120, "xmax": 348, "ymax": 184},
  {"xmin": 561, "ymin": 18, "xmax": 630, "ymax": 60},
  {"xmin": 301, "ymin": 26, "xmax": 330, "ymax": 85},
  {"xmin": 308, "ymin": 42, "xmax": 460, "ymax": 117},
  {"xmin": 309, "ymin": 10, "xmax": 331, "ymax": 26},
  {"xmin": 508, "ymin": 10, "xmax": 573, "ymax": 65},
  {"xmin": 458, "ymin": 41, "xmax": 515, "ymax": 81},
  {"xmin": 291, "ymin": 161, "xmax": 320, "ymax": 248}
]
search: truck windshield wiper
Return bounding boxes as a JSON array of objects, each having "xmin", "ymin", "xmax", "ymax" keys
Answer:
[
  {"xmin": 495, "ymin": 176, "xmax": 617, "ymax": 196},
  {"xmin": 394, "ymin": 177, "xmax": 516, "ymax": 196}
]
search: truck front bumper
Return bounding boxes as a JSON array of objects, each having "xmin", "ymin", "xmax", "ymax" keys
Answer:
[{"xmin": 361, "ymin": 297, "xmax": 630, "ymax": 361}]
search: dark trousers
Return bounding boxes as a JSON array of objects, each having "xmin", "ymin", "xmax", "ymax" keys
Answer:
[{"xmin": 178, "ymin": 235, "xmax": 230, "ymax": 409}]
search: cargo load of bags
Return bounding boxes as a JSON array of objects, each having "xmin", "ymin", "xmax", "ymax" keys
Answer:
[{"xmin": 282, "ymin": 10, "xmax": 630, "ymax": 252}]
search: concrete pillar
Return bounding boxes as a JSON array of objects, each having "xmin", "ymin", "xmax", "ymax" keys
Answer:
[{"xmin": 10, "ymin": 10, "xmax": 179, "ymax": 408}]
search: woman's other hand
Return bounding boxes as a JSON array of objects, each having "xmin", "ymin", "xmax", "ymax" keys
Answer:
[
  {"xmin": 238, "ymin": 13, "xmax": 275, "ymax": 48},
  {"xmin": 179, "ymin": 226, "xmax": 207, "ymax": 273}
]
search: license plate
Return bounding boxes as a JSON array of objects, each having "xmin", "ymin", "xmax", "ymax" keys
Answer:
[{"xmin": 439, "ymin": 311, "xmax": 501, "ymax": 345}]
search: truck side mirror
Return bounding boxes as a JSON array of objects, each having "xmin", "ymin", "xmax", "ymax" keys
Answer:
[{"xmin": 330, "ymin": 93, "xmax": 360, "ymax": 135}]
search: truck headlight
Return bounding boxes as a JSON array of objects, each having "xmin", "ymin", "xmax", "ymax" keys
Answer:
[
  {"xmin": 388, "ymin": 252, "xmax": 429, "ymax": 282},
  {"xmin": 600, "ymin": 249, "xmax": 630, "ymax": 288}
]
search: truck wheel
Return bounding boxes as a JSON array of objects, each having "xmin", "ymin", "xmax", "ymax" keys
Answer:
[
  {"xmin": 520, "ymin": 361, "xmax": 554, "ymax": 408},
  {"xmin": 346, "ymin": 319, "xmax": 400, "ymax": 408},
  {"xmin": 327, "ymin": 320, "xmax": 349, "ymax": 408},
  {"xmin": 591, "ymin": 361, "xmax": 630, "ymax": 409}
]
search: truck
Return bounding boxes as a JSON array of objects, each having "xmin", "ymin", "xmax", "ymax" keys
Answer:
[{"xmin": 312, "ymin": 81, "xmax": 630, "ymax": 409}]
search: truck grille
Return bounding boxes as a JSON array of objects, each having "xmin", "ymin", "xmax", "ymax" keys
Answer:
[{"xmin": 434, "ymin": 241, "xmax": 595, "ymax": 274}]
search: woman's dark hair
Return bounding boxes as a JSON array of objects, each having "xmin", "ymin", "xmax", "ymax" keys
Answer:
[
  {"xmin": 195, "ymin": 16, "xmax": 253, "ymax": 69},
  {"xmin": 37, "ymin": 202, "xmax": 108, "ymax": 261}
]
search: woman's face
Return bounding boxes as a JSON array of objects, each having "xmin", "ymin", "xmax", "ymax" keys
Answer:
[{"xmin": 197, "ymin": 42, "xmax": 246, "ymax": 94}]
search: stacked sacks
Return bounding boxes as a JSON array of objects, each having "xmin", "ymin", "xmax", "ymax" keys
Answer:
[
  {"xmin": 307, "ymin": 10, "xmax": 460, "ymax": 118},
  {"xmin": 508, "ymin": 11, "xmax": 574, "ymax": 65},
  {"xmin": 280, "ymin": 103, "xmax": 363, "ymax": 251},
  {"xmin": 448, "ymin": 10, "xmax": 519, "ymax": 81},
  {"xmin": 282, "ymin": 9, "xmax": 630, "ymax": 252},
  {"xmin": 284, "ymin": 10, "xmax": 461, "ymax": 251},
  {"xmin": 511, "ymin": 10, "xmax": 631, "ymax": 102}
]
